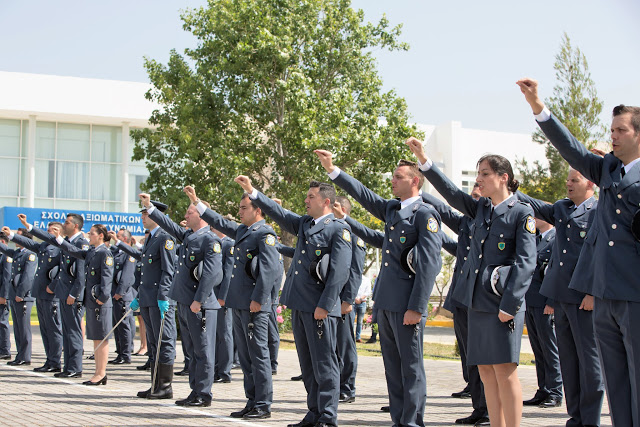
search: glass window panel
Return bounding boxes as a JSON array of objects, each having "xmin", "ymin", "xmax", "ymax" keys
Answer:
[
  {"xmin": 57, "ymin": 123, "xmax": 90, "ymax": 161},
  {"xmin": 21, "ymin": 121, "xmax": 28, "ymax": 158},
  {"xmin": 129, "ymin": 174, "xmax": 148, "ymax": 202},
  {"xmin": 0, "ymin": 158, "xmax": 20, "ymax": 196},
  {"xmin": 104, "ymin": 201, "xmax": 120, "ymax": 212},
  {"xmin": 0, "ymin": 197, "xmax": 18, "ymax": 207},
  {"xmin": 129, "ymin": 202, "xmax": 141, "ymax": 213},
  {"xmin": 19, "ymin": 159, "xmax": 26, "ymax": 196},
  {"xmin": 92, "ymin": 125, "xmax": 121, "ymax": 163},
  {"xmin": 56, "ymin": 161, "xmax": 88, "ymax": 199},
  {"xmin": 36, "ymin": 122, "xmax": 56, "ymax": 159},
  {"xmin": 34, "ymin": 160, "xmax": 55, "ymax": 198},
  {"xmin": 90, "ymin": 201, "xmax": 105, "ymax": 211},
  {"xmin": 0, "ymin": 119, "xmax": 21, "ymax": 157},
  {"xmin": 34, "ymin": 198, "xmax": 55, "ymax": 209},
  {"xmin": 18, "ymin": 197, "xmax": 27, "ymax": 207},
  {"xmin": 55, "ymin": 199, "xmax": 89, "ymax": 211},
  {"xmin": 90, "ymin": 164, "xmax": 121, "ymax": 201}
]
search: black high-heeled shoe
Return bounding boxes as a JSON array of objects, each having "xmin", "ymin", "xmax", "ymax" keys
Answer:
[{"xmin": 83, "ymin": 375, "xmax": 107, "ymax": 386}]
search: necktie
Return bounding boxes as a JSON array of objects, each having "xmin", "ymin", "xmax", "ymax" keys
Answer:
[
  {"xmin": 310, "ymin": 220, "xmax": 316, "ymax": 227},
  {"xmin": 621, "ymin": 168, "xmax": 626, "ymax": 179}
]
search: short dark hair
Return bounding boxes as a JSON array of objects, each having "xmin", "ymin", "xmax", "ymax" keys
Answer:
[
  {"xmin": 309, "ymin": 180, "xmax": 336, "ymax": 205},
  {"xmin": 241, "ymin": 193, "xmax": 260, "ymax": 210},
  {"xmin": 49, "ymin": 221, "xmax": 63, "ymax": 230},
  {"xmin": 17, "ymin": 227, "xmax": 33, "ymax": 240},
  {"xmin": 477, "ymin": 154, "xmax": 519, "ymax": 193},
  {"xmin": 118, "ymin": 228, "xmax": 132, "ymax": 243},
  {"xmin": 92, "ymin": 224, "xmax": 110, "ymax": 243},
  {"xmin": 613, "ymin": 104, "xmax": 640, "ymax": 134},
  {"xmin": 397, "ymin": 159, "xmax": 425, "ymax": 188},
  {"xmin": 335, "ymin": 196, "xmax": 352, "ymax": 215},
  {"xmin": 67, "ymin": 213, "xmax": 84, "ymax": 230}
]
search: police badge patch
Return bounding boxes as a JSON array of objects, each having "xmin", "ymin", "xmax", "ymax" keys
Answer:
[
  {"xmin": 400, "ymin": 236, "xmax": 406, "ymax": 244},
  {"xmin": 28, "ymin": 254, "xmax": 36, "ymax": 262},
  {"xmin": 357, "ymin": 238, "xmax": 365, "ymax": 248},
  {"xmin": 315, "ymin": 249, "xmax": 322, "ymax": 256},
  {"xmin": 342, "ymin": 229, "xmax": 351, "ymax": 242},
  {"xmin": 580, "ymin": 231, "xmax": 586, "ymax": 238},
  {"xmin": 165, "ymin": 240, "xmax": 174, "ymax": 250},
  {"xmin": 105, "ymin": 257, "xmax": 114, "ymax": 267},
  {"xmin": 427, "ymin": 217, "xmax": 439, "ymax": 233},
  {"xmin": 129, "ymin": 256, "xmax": 136, "ymax": 263},
  {"xmin": 265, "ymin": 235, "xmax": 276, "ymax": 246},
  {"xmin": 525, "ymin": 216, "xmax": 536, "ymax": 234},
  {"xmin": 498, "ymin": 242, "xmax": 506, "ymax": 251},
  {"xmin": 82, "ymin": 245, "xmax": 90, "ymax": 250},
  {"xmin": 213, "ymin": 242, "xmax": 221, "ymax": 253}
]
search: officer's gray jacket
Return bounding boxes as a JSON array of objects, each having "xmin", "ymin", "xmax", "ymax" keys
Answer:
[
  {"xmin": 342, "ymin": 234, "xmax": 366, "ymax": 305},
  {"xmin": 30, "ymin": 227, "xmax": 88, "ymax": 302},
  {"xmin": 149, "ymin": 209, "xmax": 222, "ymax": 310},
  {"xmin": 568, "ymin": 217, "xmax": 598, "ymax": 295},
  {"xmin": 422, "ymin": 165, "xmax": 536, "ymax": 315},
  {"xmin": 117, "ymin": 228, "xmax": 176, "ymax": 307},
  {"xmin": 10, "ymin": 233, "xmax": 61, "ymax": 301},
  {"xmin": 516, "ymin": 191, "xmax": 597, "ymax": 304},
  {"xmin": 332, "ymin": 171, "xmax": 443, "ymax": 315},
  {"xmin": 276, "ymin": 242, "xmax": 296, "ymax": 259},
  {"xmin": 197, "ymin": 206, "xmax": 280, "ymax": 311},
  {"xmin": 525, "ymin": 228, "xmax": 556, "ymax": 308},
  {"xmin": 58, "ymin": 242, "xmax": 114, "ymax": 309},
  {"xmin": 0, "ymin": 245, "xmax": 37, "ymax": 301},
  {"xmin": 0, "ymin": 253, "xmax": 11, "ymax": 300},
  {"xmin": 538, "ymin": 113, "xmax": 640, "ymax": 302},
  {"xmin": 218, "ymin": 236, "xmax": 235, "ymax": 302},
  {"xmin": 110, "ymin": 246, "xmax": 136, "ymax": 300},
  {"xmin": 251, "ymin": 191, "xmax": 352, "ymax": 317}
]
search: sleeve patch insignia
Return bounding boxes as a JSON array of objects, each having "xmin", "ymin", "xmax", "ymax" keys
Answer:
[
  {"xmin": 265, "ymin": 235, "xmax": 276, "ymax": 246},
  {"xmin": 28, "ymin": 254, "xmax": 36, "ymax": 262},
  {"xmin": 105, "ymin": 257, "xmax": 114, "ymax": 267},
  {"xmin": 342, "ymin": 229, "xmax": 351, "ymax": 242},
  {"xmin": 6, "ymin": 258, "xmax": 12, "ymax": 263},
  {"xmin": 82, "ymin": 245, "xmax": 90, "ymax": 250},
  {"xmin": 427, "ymin": 217, "xmax": 439, "ymax": 233},
  {"xmin": 230, "ymin": 247, "xmax": 234, "ymax": 255},
  {"xmin": 525, "ymin": 216, "xmax": 536, "ymax": 234},
  {"xmin": 129, "ymin": 256, "xmax": 136, "ymax": 263},
  {"xmin": 165, "ymin": 240, "xmax": 174, "ymax": 250},
  {"xmin": 357, "ymin": 238, "xmax": 365, "ymax": 248},
  {"xmin": 213, "ymin": 242, "xmax": 221, "ymax": 253}
]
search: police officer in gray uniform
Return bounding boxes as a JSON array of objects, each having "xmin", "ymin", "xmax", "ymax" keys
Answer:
[
  {"xmin": 142, "ymin": 193, "xmax": 223, "ymax": 408},
  {"xmin": 4, "ymin": 222, "xmax": 63, "ymax": 372},
  {"xmin": 0, "ymin": 237, "xmax": 12, "ymax": 359},
  {"xmin": 516, "ymin": 170, "xmax": 604, "ymax": 425},
  {"xmin": 519, "ymin": 218, "xmax": 563, "ymax": 409},
  {"xmin": 185, "ymin": 185, "xmax": 280, "ymax": 419},
  {"xmin": 315, "ymin": 151, "xmax": 443, "ymax": 427},
  {"xmin": 519, "ymin": 78, "xmax": 640, "ymax": 426},
  {"xmin": 212, "ymin": 229, "xmax": 234, "ymax": 383},
  {"xmin": 108, "ymin": 229, "xmax": 137, "ymax": 365},
  {"xmin": 113, "ymin": 201, "xmax": 177, "ymax": 399},
  {"xmin": 268, "ymin": 251, "xmax": 284, "ymax": 375},
  {"xmin": 26, "ymin": 213, "xmax": 87, "ymax": 377},
  {"xmin": 236, "ymin": 175, "xmax": 352, "ymax": 427},
  {"xmin": 0, "ymin": 228, "xmax": 37, "ymax": 366}
]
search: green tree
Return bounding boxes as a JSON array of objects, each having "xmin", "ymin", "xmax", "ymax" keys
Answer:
[
  {"xmin": 131, "ymin": 0, "xmax": 421, "ymax": 232},
  {"xmin": 517, "ymin": 33, "xmax": 604, "ymax": 202}
]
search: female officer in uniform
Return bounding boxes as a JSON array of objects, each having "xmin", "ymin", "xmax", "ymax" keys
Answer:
[
  {"xmin": 56, "ymin": 224, "xmax": 114, "ymax": 386},
  {"xmin": 407, "ymin": 138, "xmax": 536, "ymax": 427}
]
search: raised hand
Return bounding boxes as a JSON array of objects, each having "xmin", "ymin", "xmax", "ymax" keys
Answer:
[
  {"xmin": 332, "ymin": 202, "xmax": 345, "ymax": 219},
  {"xmin": 50, "ymin": 226, "xmax": 60, "ymax": 239},
  {"xmin": 1, "ymin": 226, "xmax": 11, "ymax": 236},
  {"xmin": 313, "ymin": 149, "xmax": 336, "ymax": 173},
  {"xmin": 271, "ymin": 198, "xmax": 283, "ymax": 206},
  {"xmin": 234, "ymin": 175, "xmax": 254, "ymax": 193},
  {"xmin": 590, "ymin": 147, "xmax": 607, "ymax": 158},
  {"xmin": 516, "ymin": 78, "xmax": 545, "ymax": 115},
  {"xmin": 139, "ymin": 193, "xmax": 151, "ymax": 208},
  {"xmin": 184, "ymin": 185, "xmax": 198, "ymax": 203},
  {"xmin": 107, "ymin": 231, "xmax": 118, "ymax": 242},
  {"xmin": 17, "ymin": 214, "xmax": 29, "ymax": 227},
  {"xmin": 405, "ymin": 137, "xmax": 428, "ymax": 164}
]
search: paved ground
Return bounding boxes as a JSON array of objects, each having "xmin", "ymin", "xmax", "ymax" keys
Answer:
[{"xmin": 0, "ymin": 327, "xmax": 609, "ymax": 426}]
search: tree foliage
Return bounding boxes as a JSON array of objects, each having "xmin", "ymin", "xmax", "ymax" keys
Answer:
[
  {"xmin": 131, "ymin": 0, "xmax": 421, "ymax": 227},
  {"xmin": 517, "ymin": 33, "xmax": 604, "ymax": 202}
]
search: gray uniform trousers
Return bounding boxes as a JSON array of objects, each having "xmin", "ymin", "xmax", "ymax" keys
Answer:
[
  {"xmin": 292, "ymin": 309, "xmax": 339, "ymax": 425},
  {"xmin": 0, "ymin": 303, "xmax": 11, "ymax": 355},
  {"xmin": 177, "ymin": 303, "xmax": 216, "ymax": 400},
  {"xmin": 337, "ymin": 310, "xmax": 357, "ymax": 398},
  {"xmin": 233, "ymin": 309, "xmax": 272, "ymax": 411},
  {"xmin": 594, "ymin": 297, "xmax": 640, "ymax": 427},
  {"xmin": 10, "ymin": 300, "xmax": 34, "ymax": 362},
  {"xmin": 525, "ymin": 306, "xmax": 562, "ymax": 399},
  {"xmin": 113, "ymin": 298, "xmax": 134, "ymax": 361},
  {"xmin": 178, "ymin": 319, "xmax": 191, "ymax": 370},
  {"xmin": 554, "ymin": 302, "xmax": 604, "ymax": 426},
  {"xmin": 215, "ymin": 306, "xmax": 233, "ymax": 381},
  {"xmin": 453, "ymin": 305, "xmax": 487, "ymax": 416},
  {"xmin": 140, "ymin": 305, "xmax": 176, "ymax": 365},
  {"xmin": 37, "ymin": 299, "xmax": 62, "ymax": 368},
  {"xmin": 268, "ymin": 304, "xmax": 280, "ymax": 372},
  {"xmin": 61, "ymin": 301, "xmax": 84, "ymax": 372},
  {"xmin": 453, "ymin": 308, "xmax": 469, "ymax": 383},
  {"xmin": 378, "ymin": 309, "xmax": 427, "ymax": 427}
]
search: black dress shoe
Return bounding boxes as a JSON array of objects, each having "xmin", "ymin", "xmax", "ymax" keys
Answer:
[
  {"xmin": 54, "ymin": 371, "xmax": 68, "ymax": 378},
  {"xmin": 137, "ymin": 388, "xmax": 151, "ymax": 398},
  {"xmin": 111, "ymin": 358, "xmax": 131, "ymax": 365},
  {"xmin": 83, "ymin": 375, "xmax": 107, "ymax": 386},
  {"xmin": 0, "ymin": 354, "xmax": 11, "ymax": 360},
  {"xmin": 34, "ymin": 365, "xmax": 61, "ymax": 373},
  {"xmin": 380, "ymin": 406, "xmax": 390, "ymax": 412},
  {"xmin": 175, "ymin": 368, "xmax": 189, "ymax": 376},
  {"xmin": 474, "ymin": 418, "xmax": 490, "ymax": 426},
  {"xmin": 243, "ymin": 407, "xmax": 271, "ymax": 419},
  {"xmin": 185, "ymin": 396, "xmax": 211, "ymax": 407},
  {"xmin": 272, "ymin": 369, "xmax": 277, "ymax": 375},
  {"xmin": 539, "ymin": 396, "xmax": 562, "ymax": 408},
  {"xmin": 290, "ymin": 374, "xmax": 303, "ymax": 381},
  {"xmin": 175, "ymin": 394, "xmax": 196, "ymax": 406},
  {"xmin": 213, "ymin": 376, "xmax": 231, "ymax": 383},
  {"xmin": 60, "ymin": 371, "xmax": 82, "ymax": 378},
  {"xmin": 286, "ymin": 421, "xmax": 315, "ymax": 427},
  {"xmin": 523, "ymin": 393, "xmax": 548, "ymax": 406},
  {"xmin": 7, "ymin": 359, "xmax": 30, "ymax": 366},
  {"xmin": 230, "ymin": 407, "xmax": 252, "ymax": 418},
  {"xmin": 338, "ymin": 394, "xmax": 355, "ymax": 403},
  {"xmin": 315, "ymin": 423, "xmax": 337, "ymax": 427},
  {"xmin": 136, "ymin": 360, "xmax": 151, "ymax": 370},
  {"xmin": 455, "ymin": 413, "xmax": 489, "ymax": 424},
  {"xmin": 108, "ymin": 357, "xmax": 122, "ymax": 364},
  {"xmin": 451, "ymin": 386, "xmax": 472, "ymax": 398}
]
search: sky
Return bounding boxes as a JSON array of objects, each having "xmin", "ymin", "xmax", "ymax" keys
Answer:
[{"xmin": 1, "ymin": 0, "xmax": 639, "ymax": 136}]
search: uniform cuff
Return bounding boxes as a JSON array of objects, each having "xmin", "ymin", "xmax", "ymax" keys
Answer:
[
  {"xmin": 146, "ymin": 205, "xmax": 156, "ymax": 214},
  {"xmin": 328, "ymin": 167, "xmax": 341, "ymax": 180},
  {"xmin": 249, "ymin": 189, "xmax": 258, "ymax": 199},
  {"xmin": 195, "ymin": 201, "xmax": 207, "ymax": 215},
  {"xmin": 55, "ymin": 235, "xmax": 64, "ymax": 245},
  {"xmin": 26, "ymin": 224, "xmax": 33, "ymax": 232},
  {"xmin": 534, "ymin": 106, "xmax": 551, "ymax": 122},
  {"xmin": 7, "ymin": 231, "xmax": 14, "ymax": 240},
  {"xmin": 418, "ymin": 158, "xmax": 433, "ymax": 171}
]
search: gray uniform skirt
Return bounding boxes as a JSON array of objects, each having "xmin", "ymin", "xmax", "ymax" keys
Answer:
[
  {"xmin": 86, "ymin": 306, "xmax": 113, "ymax": 340},
  {"xmin": 466, "ymin": 308, "xmax": 525, "ymax": 366}
]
